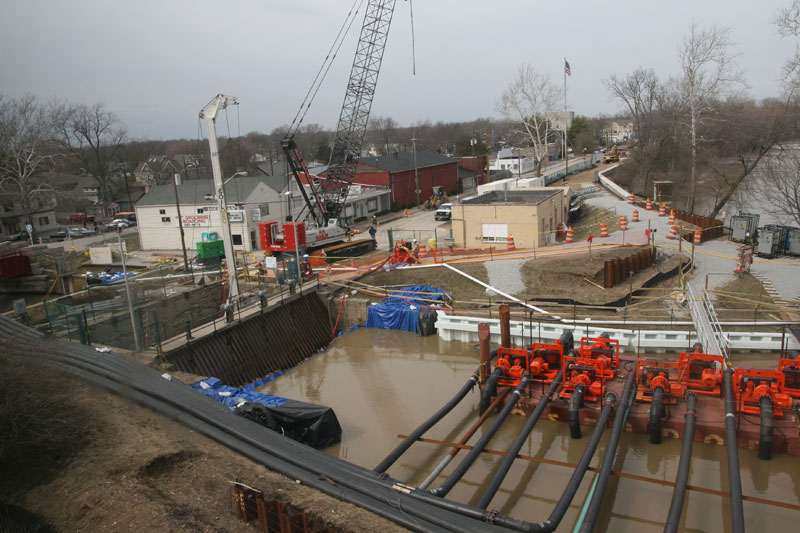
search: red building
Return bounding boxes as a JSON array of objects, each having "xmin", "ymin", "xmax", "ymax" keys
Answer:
[{"xmin": 353, "ymin": 151, "xmax": 458, "ymax": 207}]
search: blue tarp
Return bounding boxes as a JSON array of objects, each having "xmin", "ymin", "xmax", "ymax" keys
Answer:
[
  {"xmin": 100, "ymin": 271, "xmax": 139, "ymax": 285},
  {"xmin": 364, "ymin": 284, "xmax": 449, "ymax": 333},
  {"xmin": 366, "ymin": 302, "xmax": 420, "ymax": 332},
  {"xmin": 190, "ymin": 374, "xmax": 287, "ymax": 411}
]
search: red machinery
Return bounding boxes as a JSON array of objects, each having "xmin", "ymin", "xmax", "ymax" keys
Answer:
[
  {"xmin": 495, "ymin": 347, "xmax": 530, "ymax": 387},
  {"xmin": 389, "ymin": 241, "xmax": 420, "ymax": 265},
  {"xmin": 635, "ymin": 359, "xmax": 684, "ymax": 404},
  {"xmin": 528, "ymin": 340, "xmax": 566, "ymax": 382},
  {"xmin": 676, "ymin": 350, "xmax": 724, "ymax": 397},
  {"xmin": 778, "ymin": 355, "xmax": 800, "ymax": 398},
  {"xmin": 560, "ymin": 355, "xmax": 615, "ymax": 402},
  {"xmin": 577, "ymin": 335, "xmax": 619, "ymax": 369},
  {"xmin": 733, "ymin": 368, "xmax": 792, "ymax": 416}
]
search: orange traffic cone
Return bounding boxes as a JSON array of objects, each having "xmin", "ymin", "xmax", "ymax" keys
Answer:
[
  {"xmin": 667, "ymin": 225, "xmax": 678, "ymax": 239},
  {"xmin": 404, "ymin": 209, "xmax": 408, "ymax": 218},
  {"xmin": 632, "ymin": 209, "xmax": 639, "ymax": 222},
  {"xmin": 600, "ymin": 223, "xmax": 609, "ymax": 237},
  {"xmin": 507, "ymin": 235, "xmax": 516, "ymax": 251},
  {"xmin": 694, "ymin": 230, "xmax": 702, "ymax": 245},
  {"xmin": 628, "ymin": 193, "xmax": 635, "ymax": 205},
  {"xmin": 619, "ymin": 216, "xmax": 628, "ymax": 231},
  {"xmin": 419, "ymin": 243, "xmax": 428, "ymax": 258},
  {"xmin": 658, "ymin": 203, "xmax": 666, "ymax": 216},
  {"xmin": 668, "ymin": 210, "xmax": 675, "ymax": 224},
  {"xmin": 646, "ymin": 198, "xmax": 653, "ymax": 210},
  {"xmin": 566, "ymin": 227, "xmax": 574, "ymax": 243}
]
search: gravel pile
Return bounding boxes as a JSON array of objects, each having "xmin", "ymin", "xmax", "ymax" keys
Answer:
[{"xmin": 484, "ymin": 258, "xmax": 527, "ymax": 296}]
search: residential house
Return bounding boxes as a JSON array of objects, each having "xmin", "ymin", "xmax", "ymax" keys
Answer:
[
  {"xmin": 0, "ymin": 193, "xmax": 58, "ymax": 239},
  {"xmin": 134, "ymin": 175, "xmax": 285, "ymax": 252}
]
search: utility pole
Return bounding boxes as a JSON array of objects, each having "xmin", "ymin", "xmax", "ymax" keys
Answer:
[
  {"xmin": 412, "ymin": 132, "xmax": 420, "ymax": 207},
  {"xmin": 118, "ymin": 228, "xmax": 141, "ymax": 352},
  {"xmin": 172, "ymin": 172, "xmax": 190, "ymax": 274}
]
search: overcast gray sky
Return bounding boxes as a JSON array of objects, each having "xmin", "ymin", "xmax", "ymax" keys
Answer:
[{"xmin": 1, "ymin": 0, "xmax": 795, "ymax": 140}]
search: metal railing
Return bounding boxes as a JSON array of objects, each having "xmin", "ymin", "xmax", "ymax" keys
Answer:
[{"xmin": 687, "ymin": 284, "xmax": 730, "ymax": 362}]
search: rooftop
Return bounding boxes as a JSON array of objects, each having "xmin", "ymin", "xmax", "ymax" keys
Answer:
[{"xmin": 462, "ymin": 189, "xmax": 559, "ymax": 206}]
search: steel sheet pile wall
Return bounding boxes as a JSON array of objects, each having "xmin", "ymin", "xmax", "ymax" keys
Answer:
[
  {"xmin": 672, "ymin": 209, "xmax": 723, "ymax": 242},
  {"xmin": 166, "ymin": 292, "xmax": 332, "ymax": 386},
  {"xmin": 603, "ymin": 248, "xmax": 654, "ymax": 288}
]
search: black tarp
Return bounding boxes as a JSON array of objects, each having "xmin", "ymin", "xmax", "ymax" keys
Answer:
[{"xmin": 235, "ymin": 399, "xmax": 342, "ymax": 449}]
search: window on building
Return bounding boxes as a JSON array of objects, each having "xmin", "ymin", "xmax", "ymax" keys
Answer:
[
  {"xmin": 259, "ymin": 204, "xmax": 269, "ymax": 217},
  {"xmin": 197, "ymin": 208, "xmax": 204, "ymax": 214},
  {"xmin": 232, "ymin": 234, "xmax": 243, "ymax": 246},
  {"xmin": 159, "ymin": 209, "xmax": 166, "ymax": 215},
  {"xmin": 482, "ymin": 223, "xmax": 508, "ymax": 242},
  {"xmin": 161, "ymin": 216, "xmax": 171, "ymax": 223},
  {"xmin": 38, "ymin": 216, "xmax": 49, "ymax": 226},
  {"xmin": 250, "ymin": 230, "xmax": 256, "ymax": 249},
  {"xmin": 367, "ymin": 199, "xmax": 378, "ymax": 212}
]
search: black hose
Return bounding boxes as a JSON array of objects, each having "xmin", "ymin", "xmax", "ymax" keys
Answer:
[
  {"xmin": 480, "ymin": 367, "xmax": 504, "ymax": 415},
  {"xmin": 568, "ymin": 384, "xmax": 585, "ymax": 439},
  {"xmin": 758, "ymin": 395, "xmax": 774, "ymax": 460},
  {"xmin": 374, "ymin": 367, "xmax": 480, "ymax": 473},
  {"xmin": 3, "ymin": 324, "xmax": 497, "ymax": 533},
  {"xmin": 431, "ymin": 375, "xmax": 531, "ymax": 498},
  {"xmin": 577, "ymin": 370, "xmax": 637, "ymax": 533},
  {"xmin": 649, "ymin": 386, "xmax": 664, "ymax": 444},
  {"xmin": 664, "ymin": 393, "xmax": 697, "ymax": 533},
  {"xmin": 476, "ymin": 367, "xmax": 565, "ymax": 509},
  {"xmin": 723, "ymin": 367, "xmax": 745, "ymax": 533}
]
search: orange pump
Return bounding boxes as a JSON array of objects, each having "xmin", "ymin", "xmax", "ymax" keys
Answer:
[
  {"xmin": 635, "ymin": 359, "xmax": 684, "ymax": 404},
  {"xmin": 777, "ymin": 355, "xmax": 800, "ymax": 398},
  {"xmin": 733, "ymin": 368, "xmax": 792, "ymax": 417},
  {"xmin": 495, "ymin": 347, "xmax": 530, "ymax": 387},
  {"xmin": 528, "ymin": 341, "xmax": 566, "ymax": 382},
  {"xmin": 560, "ymin": 355, "xmax": 614, "ymax": 402},
  {"xmin": 677, "ymin": 350, "xmax": 724, "ymax": 397},
  {"xmin": 577, "ymin": 335, "xmax": 619, "ymax": 369}
]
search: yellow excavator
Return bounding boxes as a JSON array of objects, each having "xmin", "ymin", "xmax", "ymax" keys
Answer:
[
  {"xmin": 603, "ymin": 145, "xmax": 620, "ymax": 164},
  {"xmin": 425, "ymin": 186, "xmax": 448, "ymax": 209}
]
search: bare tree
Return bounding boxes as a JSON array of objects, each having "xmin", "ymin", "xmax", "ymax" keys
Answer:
[
  {"xmin": 52, "ymin": 101, "xmax": 126, "ymax": 203},
  {"xmin": 367, "ymin": 116, "xmax": 398, "ymax": 155},
  {"xmin": 755, "ymin": 144, "xmax": 800, "ymax": 226},
  {"xmin": 0, "ymin": 95, "xmax": 57, "ymax": 230},
  {"xmin": 775, "ymin": 1, "xmax": 800, "ymax": 95},
  {"xmin": 678, "ymin": 22, "xmax": 744, "ymax": 213},
  {"xmin": 498, "ymin": 64, "xmax": 560, "ymax": 176}
]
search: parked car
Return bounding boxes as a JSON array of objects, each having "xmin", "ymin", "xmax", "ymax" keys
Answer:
[
  {"xmin": 434, "ymin": 203, "xmax": 452, "ymax": 221},
  {"xmin": 107, "ymin": 219, "xmax": 131, "ymax": 230},
  {"xmin": 68, "ymin": 226, "xmax": 95, "ymax": 237}
]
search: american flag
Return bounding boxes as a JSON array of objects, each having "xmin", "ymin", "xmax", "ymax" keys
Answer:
[{"xmin": 564, "ymin": 59, "xmax": 571, "ymax": 77}]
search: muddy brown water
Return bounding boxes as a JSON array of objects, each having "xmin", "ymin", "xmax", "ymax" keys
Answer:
[{"xmin": 259, "ymin": 328, "xmax": 799, "ymax": 531}]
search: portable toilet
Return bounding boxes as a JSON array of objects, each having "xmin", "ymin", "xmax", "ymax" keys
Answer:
[
  {"xmin": 730, "ymin": 213, "xmax": 759, "ymax": 243},
  {"xmin": 786, "ymin": 227, "xmax": 800, "ymax": 256},
  {"xmin": 757, "ymin": 227, "xmax": 780, "ymax": 258}
]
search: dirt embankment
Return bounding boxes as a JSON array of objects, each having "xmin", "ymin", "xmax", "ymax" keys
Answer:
[{"xmin": 0, "ymin": 356, "xmax": 404, "ymax": 533}]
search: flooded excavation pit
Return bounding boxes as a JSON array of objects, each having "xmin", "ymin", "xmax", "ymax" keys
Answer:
[{"xmin": 259, "ymin": 327, "xmax": 800, "ymax": 532}]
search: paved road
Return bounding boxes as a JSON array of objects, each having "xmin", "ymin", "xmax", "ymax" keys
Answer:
[{"xmin": 585, "ymin": 190, "xmax": 800, "ymax": 301}]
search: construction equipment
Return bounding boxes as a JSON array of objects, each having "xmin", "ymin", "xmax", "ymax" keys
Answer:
[
  {"xmin": 495, "ymin": 347, "xmax": 530, "ymax": 387},
  {"xmin": 603, "ymin": 145, "xmax": 619, "ymax": 164},
  {"xmin": 677, "ymin": 349, "xmax": 724, "ymax": 397},
  {"xmin": 277, "ymin": 0, "xmax": 397, "ymax": 255},
  {"xmin": 527, "ymin": 330, "xmax": 574, "ymax": 381},
  {"xmin": 576, "ymin": 334, "xmax": 619, "ymax": 369},
  {"xmin": 733, "ymin": 368, "xmax": 792, "ymax": 416},
  {"xmin": 778, "ymin": 353, "xmax": 800, "ymax": 398},
  {"xmin": 425, "ymin": 186, "xmax": 448, "ymax": 210},
  {"xmin": 560, "ymin": 354, "xmax": 614, "ymax": 402},
  {"xmin": 635, "ymin": 359, "xmax": 684, "ymax": 404}
]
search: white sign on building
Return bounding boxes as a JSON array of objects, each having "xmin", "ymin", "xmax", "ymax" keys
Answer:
[{"xmin": 182, "ymin": 214, "xmax": 211, "ymax": 227}]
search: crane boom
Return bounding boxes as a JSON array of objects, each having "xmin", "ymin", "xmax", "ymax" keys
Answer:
[
  {"xmin": 283, "ymin": 0, "xmax": 397, "ymax": 227},
  {"xmin": 200, "ymin": 94, "xmax": 241, "ymax": 305}
]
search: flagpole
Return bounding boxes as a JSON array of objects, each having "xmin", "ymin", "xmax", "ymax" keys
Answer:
[{"xmin": 564, "ymin": 58, "xmax": 568, "ymax": 181}]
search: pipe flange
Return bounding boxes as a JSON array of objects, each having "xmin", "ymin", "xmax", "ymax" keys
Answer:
[{"xmin": 486, "ymin": 509, "xmax": 499, "ymax": 524}]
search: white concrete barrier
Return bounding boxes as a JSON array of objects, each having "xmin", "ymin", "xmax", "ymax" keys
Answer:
[
  {"xmin": 597, "ymin": 164, "xmax": 629, "ymax": 200},
  {"xmin": 435, "ymin": 311, "xmax": 799, "ymax": 352}
]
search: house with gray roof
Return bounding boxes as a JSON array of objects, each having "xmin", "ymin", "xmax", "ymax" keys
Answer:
[{"xmin": 133, "ymin": 175, "xmax": 285, "ymax": 252}]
